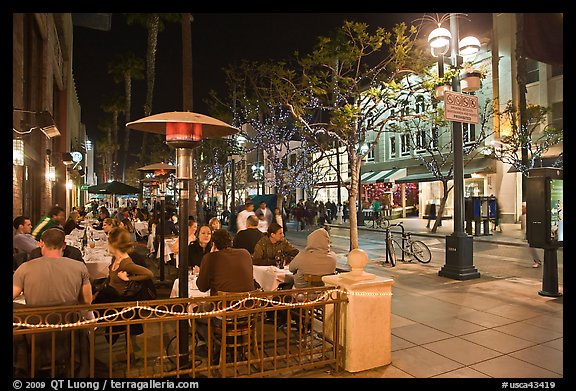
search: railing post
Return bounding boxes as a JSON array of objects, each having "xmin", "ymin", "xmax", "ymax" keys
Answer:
[{"xmin": 323, "ymin": 248, "xmax": 394, "ymax": 372}]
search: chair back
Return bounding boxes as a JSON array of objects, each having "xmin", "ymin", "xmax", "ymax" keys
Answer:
[
  {"xmin": 13, "ymin": 251, "xmax": 28, "ymax": 272},
  {"xmin": 303, "ymin": 274, "xmax": 326, "ymax": 287}
]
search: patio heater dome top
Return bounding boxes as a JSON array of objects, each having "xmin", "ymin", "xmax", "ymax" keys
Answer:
[{"xmin": 126, "ymin": 111, "xmax": 238, "ymax": 148}]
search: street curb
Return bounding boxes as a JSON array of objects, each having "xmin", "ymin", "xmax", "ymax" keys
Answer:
[{"xmin": 324, "ymin": 223, "xmax": 531, "ymax": 248}]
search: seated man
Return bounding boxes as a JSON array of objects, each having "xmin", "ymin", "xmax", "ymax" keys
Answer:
[
  {"xmin": 197, "ymin": 229, "xmax": 255, "ymax": 296},
  {"xmin": 232, "ymin": 215, "xmax": 263, "ymax": 255},
  {"xmin": 252, "ymin": 222, "xmax": 299, "ymax": 267},
  {"xmin": 13, "ymin": 227, "xmax": 92, "ymax": 376},
  {"xmin": 13, "ymin": 215, "xmax": 39, "ymax": 256},
  {"xmin": 195, "ymin": 229, "xmax": 255, "ymax": 354},
  {"xmin": 13, "ymin": 227, "xmax": 92, "ymax": 307},
  {"xmin": 28, "ymin": 227, "xmax": 84, "ymax": 264},
  {"xmin": 289, "ymin": 228, "xmax": 337, "ymax": 288},
  {"xmin": 31, "ymin": 205, "xmax": 66, "ymax": 241}
]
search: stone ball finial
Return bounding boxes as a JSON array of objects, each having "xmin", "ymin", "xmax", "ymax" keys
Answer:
[{"xmin": 345, "ymin": 248, "xmax": 374, "ymax": 281}]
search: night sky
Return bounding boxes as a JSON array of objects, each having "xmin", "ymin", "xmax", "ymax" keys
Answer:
[{"xmin": 72, "ymin": 13, "xmax": 492, "ymax": 145}]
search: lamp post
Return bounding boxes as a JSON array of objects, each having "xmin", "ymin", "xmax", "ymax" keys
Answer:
[
  {"xmin": 428, "ymin": 14, "xmax": 481, "ymax": 280},
  {"xmin": 251, "ymin": 163, "xmax": 264, "ymax": 195}
]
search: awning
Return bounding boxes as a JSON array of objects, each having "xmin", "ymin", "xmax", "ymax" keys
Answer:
[
  {"xmin": 364, "ymin": 168, "xmax": 407, "ymax": 184},
  {"xmin": 396, "ymin": 169, "xmax": 482, "ymax": 184},
  {"xmin": 343, "ymin": 171, "xmax": 377, "ymax": 185},
  {"xmin": 396, "ymin": 158, "xmax": 495, "ymax": 184},
  {"xmin": 507, "ymin": 157, "xmax": 563, "ymax": 173}
]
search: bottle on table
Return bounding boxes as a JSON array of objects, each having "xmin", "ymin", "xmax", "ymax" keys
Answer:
[{"xmin": 82, "ymin": 228, "xmax": 88, "ymax": 248}]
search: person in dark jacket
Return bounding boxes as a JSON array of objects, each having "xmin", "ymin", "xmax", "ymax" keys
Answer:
[
  {"xmin": 232, "ymin": 215, "xmax": 263, "ymax": 255},
  {"xmin": 188, "ymin": 225, "xmax": 213, "ymax": 269}
]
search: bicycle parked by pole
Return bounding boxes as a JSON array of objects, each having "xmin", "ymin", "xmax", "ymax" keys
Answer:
[{"xmin": 382, "ymin": 222, "xmax": 432, "ymax": 267}]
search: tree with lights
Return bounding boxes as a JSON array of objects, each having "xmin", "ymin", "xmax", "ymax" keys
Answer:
[
  {"xmin": 260, "ymin": 21, "xmax": 431, "ymax": 249},
  {"xmin": 388, "ymin": 92, "xmax": 495, "ymax": 232},
  {"xmin": 191, "ymin": 138, "xmax": 234, "ymax": 223},
  {"xmin": 209, "ymin": 61, "xmax": 334, "ymax": 220},
  {"xmin": 490, "ymin": 100, "xmax": 562, "ymax": 176}
]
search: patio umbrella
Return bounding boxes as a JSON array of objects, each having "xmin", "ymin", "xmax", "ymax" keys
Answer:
[{"xmin": 87, "ymin": 180, "xmax": 141, "ymax": 195}]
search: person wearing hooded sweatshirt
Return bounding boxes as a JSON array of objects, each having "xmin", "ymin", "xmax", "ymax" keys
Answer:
[{"xmin": 289, "ymin": 227, "xmax": 337, "ymax": 288}]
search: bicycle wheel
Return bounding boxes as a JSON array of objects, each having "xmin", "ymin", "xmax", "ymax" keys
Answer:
[
  {"xmin": 411, "ymin": 240, "xmax": 432, "ymax": 263},
  {"xmin": 380, "ymin": 216, "xmax": 390, "ymax": 229},
  {"xmin": 385, "ymin": 237, "xmax": 397, "ymax": 267},
  {"xmin": 391, "ymin": 239, "xmax": 405, "ymax": 262}
]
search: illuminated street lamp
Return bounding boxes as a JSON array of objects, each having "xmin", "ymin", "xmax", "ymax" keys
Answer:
[
  {"xmin": 428, "ymin": 14, "xmax": 481, "ymax": 280},
  {"xmin": 251, "ymin": 163, "xmax": 265, "ymax": 195}
]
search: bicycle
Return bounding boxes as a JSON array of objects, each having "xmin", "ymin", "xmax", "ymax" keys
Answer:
[
  {"xmin": 383, "ymin": 223, "xmax": 432, "ymax": 266},
  {"xmin": 369, "ymin": 210, "xmax": 390, "ymax": 229}
]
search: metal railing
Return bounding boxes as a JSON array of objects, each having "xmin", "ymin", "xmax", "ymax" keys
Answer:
[{"xmin": 13, "ymin": 286, "xmax": 346, "ymax": 378}]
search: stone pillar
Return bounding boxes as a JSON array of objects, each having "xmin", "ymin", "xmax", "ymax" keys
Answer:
[{"xmin": 323, "ymin": 248, "xmax": 394, "ymax": 373}]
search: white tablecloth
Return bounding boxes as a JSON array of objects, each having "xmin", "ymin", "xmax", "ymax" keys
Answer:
[
  {"xmin": 83, "ymin": 247, "xmax": 112, "ymax": 280},
  {"xmin": 253, "ymin": 265, "xmax": 292, "ymax": 291},
  {"xmin": 170, "ymin": 275, "xmax": 210, "ymax": 299},
  {"xmin": 158, "ymin": 237, "xmax": 179, "ymax": 264},
  {"xmin": 134, "ymin": 221, "xmax": 149, "ymax": 236}
]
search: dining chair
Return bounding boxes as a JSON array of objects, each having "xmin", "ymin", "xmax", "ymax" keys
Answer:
[
  {"xmin": 13, "ymin": 250, "xmax": 28, "ymax": 272},
  {"xmin": 213, "ymin": 290, "xmax": 262, "ymax": 375}
]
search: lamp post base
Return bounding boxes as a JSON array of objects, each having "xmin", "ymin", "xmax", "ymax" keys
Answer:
[
  {"xmin": 439, "ymin": 234, "xmax": 480, "ymax": 280},
  {"xmin": 539, "ymin": 248, "xmax": 562, "ymax": 297}
]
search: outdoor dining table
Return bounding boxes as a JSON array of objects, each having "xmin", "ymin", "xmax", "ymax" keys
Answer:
[
  {"xmin": 253, "ymin": 265, "xmax": 293, "ymax": 292},
  {"xmin": 65, "ymin": 230, "xmax": 111, "ymax": 281},
  {"xmin": 170, "ymin": 272, "xmax": 210, "ymax": 299}
]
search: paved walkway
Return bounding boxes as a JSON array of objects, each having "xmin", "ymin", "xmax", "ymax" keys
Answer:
[{"xmin": 281, "ymin": 217, "xmax": 564, "ymax": 381}]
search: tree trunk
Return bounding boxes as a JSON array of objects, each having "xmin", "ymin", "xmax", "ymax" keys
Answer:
[
  {"xmin": 112, "ymin": 111, "xmax": 118, "ymax": 180},
  {"xmin": 431, "ymin": 181, "xmax": 450, "ymax": 233},
  {"xmin": 139, "ymin": 16, "xmax": 159, "ymax": 165},
  {"xmin": 121, "ymin": 75, "xmax": 132, "ymax": 182},
  {"xmin": 348, "ymin": 151, "xmax": 360, "ymax": 250}
]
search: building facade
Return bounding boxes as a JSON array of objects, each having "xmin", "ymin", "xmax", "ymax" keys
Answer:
[{"xmin": 13, "ymin": 13, "xmax": 91, "ymax": 224}]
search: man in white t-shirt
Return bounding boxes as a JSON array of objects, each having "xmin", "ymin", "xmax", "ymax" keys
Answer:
[{"xmin": 236, "ymin": 201, "xmax": 256, "ymax": 233}]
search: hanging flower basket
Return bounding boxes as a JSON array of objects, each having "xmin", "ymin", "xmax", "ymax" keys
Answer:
[
  {"xmin": 434, "ymin": 84, "xmax": 452, "ymax": 100},
  {"xmin": 460, "ymin": 72, "xmax": 482, "ymax": 92}
]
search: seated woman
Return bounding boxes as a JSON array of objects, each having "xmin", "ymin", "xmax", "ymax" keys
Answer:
[
  {"xmin": 119, "ymin": 218, "xmax": 137, "ymax": 242},
  {"xmin": 63, "ymin": 210, "xmax": 83, "ymax": 235},
  {"xmin": 188, "ymin": 224, "xmax": 213, "ymax": 270},
  {"xmin": 93, "ymin": 227, "xmax": 154, "ymax": 303},
  {"xmin": 92, "ymin": 227, "xmax": 155, "ymax": 343},
  {"xmin": 102, "ymin": 217, "xmax": 119, "ymax": 236},
  {"xmin": 208, "ymin": 217, "xmax": 221, "ymax": 233}
]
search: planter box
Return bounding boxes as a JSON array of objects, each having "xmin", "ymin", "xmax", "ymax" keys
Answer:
[
  {"xmin": 460, "ymin": 72, "xmax": 482, "ymax": 92},
  {"xmin": 434, "ymin": 84, "xmax": 452, "ymax": 100}
]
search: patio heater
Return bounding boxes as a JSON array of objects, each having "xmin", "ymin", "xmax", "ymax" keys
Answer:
[
  {"xmin": 127, "ymin": 111, "xmax": 238, "ymax": 367},
  {"xmin": 137, "ymin": 163, "xmax": 176, "ymax": 283}
]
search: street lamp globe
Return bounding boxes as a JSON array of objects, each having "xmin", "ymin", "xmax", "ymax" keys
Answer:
[
  {"xmin": 428, "ymin": 26, "xmax": 451, "ymax": 57},
  {"xmin": 458, "ymin": 36, "xmax": 481, "ymax": 56}
]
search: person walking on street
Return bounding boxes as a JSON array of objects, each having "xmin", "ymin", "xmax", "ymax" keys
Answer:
[{"xmin": 520, "ymin": 202, "xmax": 542, "ymax": 268}]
